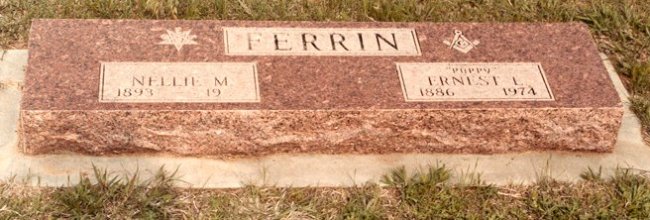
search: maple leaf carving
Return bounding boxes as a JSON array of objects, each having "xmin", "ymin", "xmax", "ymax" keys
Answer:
[{"xmin": 158, "ymin": 27, "xmax": 198, "ymax": 52}]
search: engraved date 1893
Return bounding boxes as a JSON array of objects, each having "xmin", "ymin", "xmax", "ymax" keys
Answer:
[{"xmin": 116, "ymin": 88, "xmax": 154, "ymax": 97}]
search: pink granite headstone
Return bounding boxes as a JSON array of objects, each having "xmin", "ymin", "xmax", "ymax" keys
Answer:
[{"xmin": 20, "ymin": 19, "xmax": 623, "ymax": 158}]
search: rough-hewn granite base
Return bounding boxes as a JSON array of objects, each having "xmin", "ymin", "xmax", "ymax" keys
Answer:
[{"xmin": 21, "ymin": 108, "xmax": 622, "ymax": 158}]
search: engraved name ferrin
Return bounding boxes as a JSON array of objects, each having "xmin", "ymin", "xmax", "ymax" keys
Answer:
[
  {"xmin": 99, "ymin": 62, "xmax": 260, "ymax": 103},
  {"xmin": 223, "ymin": 27, "xmax": 421, "ymax": 56},
  {"xmin": 397, "ymin": 63, "xmax": 554, "ymax": 101}
]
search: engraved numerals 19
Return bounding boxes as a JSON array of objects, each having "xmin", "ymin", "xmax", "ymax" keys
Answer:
[{"xmin": 206, "ymin": 88, "xmax": 222, "ymax": 97}]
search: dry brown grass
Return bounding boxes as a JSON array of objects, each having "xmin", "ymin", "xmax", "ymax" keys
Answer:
[{"xmin": 1, "ymin": 166, "xmax": 649, "ymax": 219}]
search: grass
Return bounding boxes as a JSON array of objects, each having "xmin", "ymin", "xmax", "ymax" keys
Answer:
[
  {"xmin": 51, "ymin": 166, "xmax": 179, "ymax": 218},
  {"xmin": 1, "ymin": 165, "xmax": 650, "ymax": 218},
  {"xmin": 0, "ymin": 0, "xmax": 648, "ymax": 137}
]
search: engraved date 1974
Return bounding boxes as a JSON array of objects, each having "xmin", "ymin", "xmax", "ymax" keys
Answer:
[{"xmin": 502, "ymin": 87, "xmax": 537, "ymax": 96}]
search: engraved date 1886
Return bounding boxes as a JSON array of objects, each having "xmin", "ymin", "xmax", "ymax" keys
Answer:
[{"xmin": 420, "ymin": 88, "xmax": 455, "ymax": 97}]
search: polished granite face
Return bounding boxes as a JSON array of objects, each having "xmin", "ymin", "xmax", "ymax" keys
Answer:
[
  {"xmin": 24, "ymin": 20, "xmax": 620, "ymax": 110},
  {"xmin": 20, "ymin": 19, "xmax": 623, "ymax": 157}
]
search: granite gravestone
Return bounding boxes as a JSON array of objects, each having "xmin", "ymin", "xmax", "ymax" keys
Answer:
[{"xmin": 20, "ymin": 20, "xmax": 622, "ymax": 158}]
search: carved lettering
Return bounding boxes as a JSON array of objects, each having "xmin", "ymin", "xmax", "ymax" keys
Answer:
[
  {"xmin": 302, "ymin": 33, "xmax": 321, "ymax": 51},
  {"xmin": 398, "ymin": 63, "xmax": 554, "ymax": 101},
  {"xmin": 330, "ymin": 33, "xmax": 349, "ymax": 51},
  {"xmin": 375, "ymin": 33, "xmax": 398, "ymax": 51},
  {"xmin": 100, "ymin": 62, "xmax": 260, "ymax": 103},
  {"xmin": 273, "ymin": 33, "xmax": 292, "ymax": 51},
  {"xmin": 224, "ymin": 27, "xmax": 420, "ymax": 56}
]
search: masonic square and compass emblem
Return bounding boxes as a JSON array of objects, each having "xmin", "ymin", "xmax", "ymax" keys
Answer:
[{"xmin": 443, "ymin": 30, "xmax": 479, "ymax": 53}]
